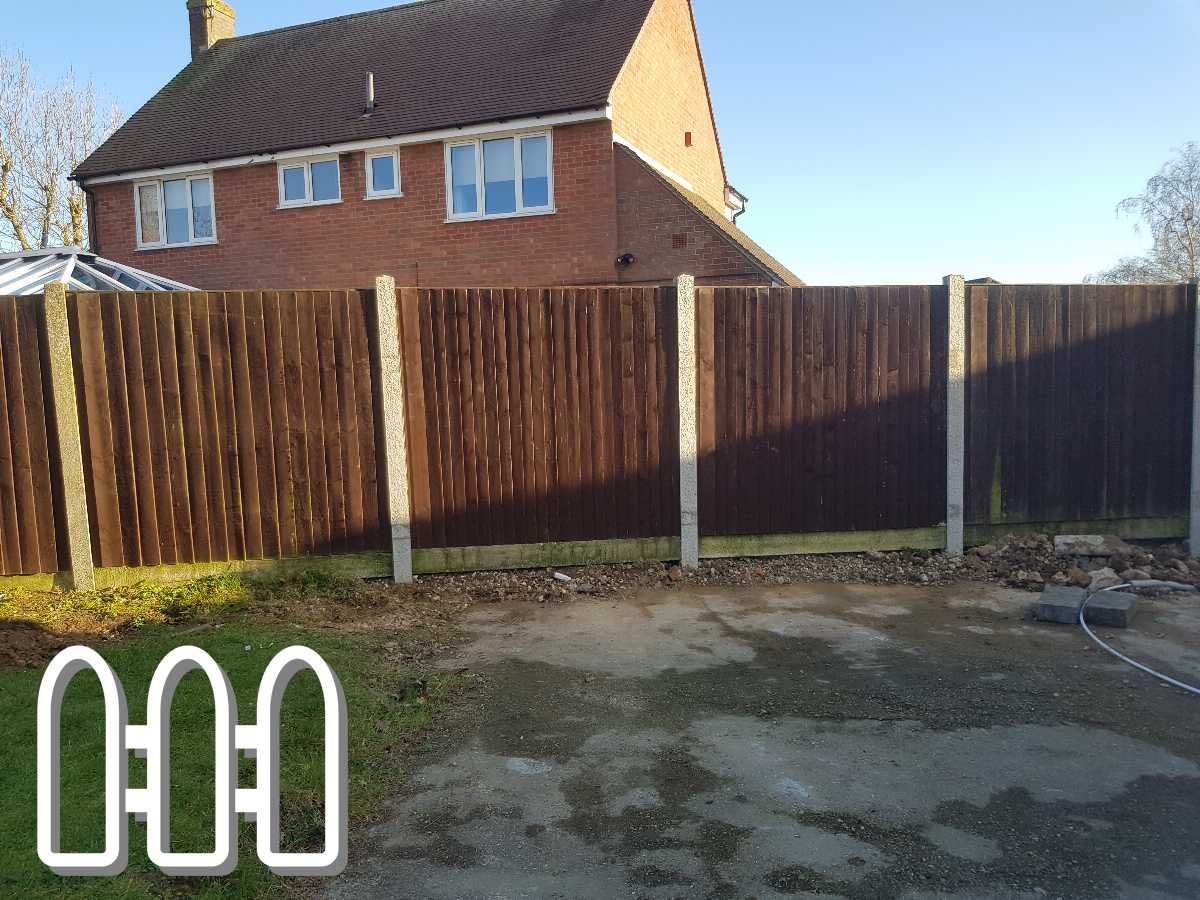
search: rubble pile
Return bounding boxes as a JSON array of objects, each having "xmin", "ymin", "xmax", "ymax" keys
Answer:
[
  {"xmin": 391, "ymin": 535, "xmax": 1197, "ymax": 606},
  {"xmin": 964, "ymin": 533, "xmax": 1200, "ymax": 592}
]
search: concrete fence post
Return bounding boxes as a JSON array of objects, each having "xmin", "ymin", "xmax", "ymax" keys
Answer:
[
  {"xmin": 676, "ymin": 274, "xmax": 699, "ymax": 569},
  {"xmin": 1190, "ymin": 279, "xmax": 1200, "ymax": 556},
  {"xmin": 43, "ymin": 282, "xmax": 96, "ymax": 591},
  {"xmin": 944, "ymin": 274, "xmax": 967, "ymax": 557},
  {"xmin": 373, "ymin": 275, "xmax": 413, "ymax": 583}
]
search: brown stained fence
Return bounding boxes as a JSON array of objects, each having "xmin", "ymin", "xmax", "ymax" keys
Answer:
[
  {"xmin": 3, "ymin": 280, "xmax": 1198, "ymax": 586},
  {"xmin": 397, "ymin": 287, "xmax": 680, "ymax": 549},
  {"xmin": 697, "ymin": 286, "xmax": 948, "ymax": 536},
  {"xmin": 965, "ymin": 283, "xmax": 1195, "ymax": 527},
  {"xmin": 68, "ymin": 290, "xmax": 387, "ymax": 568},
  {"xmin": 0, "ymin": 294, "xmax": 61, "ymax": 575}
]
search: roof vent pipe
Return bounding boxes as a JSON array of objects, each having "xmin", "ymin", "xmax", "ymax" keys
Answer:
[{"xmin": 365, "ymin": 72, "xmax": 376, "ymax": 114}]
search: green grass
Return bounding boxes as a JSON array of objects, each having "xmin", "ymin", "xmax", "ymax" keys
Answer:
[
  {"xmin": 0, "ymin": 576, "xmax": 463, "ymax": 898},
  {"xmin": 0, "ymin": 570, "xmax": 363, "ymax": 635}
]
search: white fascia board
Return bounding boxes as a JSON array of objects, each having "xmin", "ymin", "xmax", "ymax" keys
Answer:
[
  {"xmin": 79, "ymin": 106, "xmax": 613, "ymax": 186},
  {"xmin": 612, "ymin": 132, "xmax": 694, "ymax": 193}
]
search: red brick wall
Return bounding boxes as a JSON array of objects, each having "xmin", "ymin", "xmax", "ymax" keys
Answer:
[
  {"xmin": 614, "ymin": 146, "xmax": 767, "ymax": 285},
  {"xmin": 89, "ymin": 120, "xmax": 621, "ymax": 290},
  {"xmin": 610, "ymin": 0, "xmax": 727, "ymax": 211}
]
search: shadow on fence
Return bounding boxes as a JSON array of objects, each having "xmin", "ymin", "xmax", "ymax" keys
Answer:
[{"xmin": 0, "ymin": 281, "xmax": 1192, "ymax": 581}]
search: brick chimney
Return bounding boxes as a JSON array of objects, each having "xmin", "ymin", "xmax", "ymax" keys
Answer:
[{"xmin": 187, "ymin": 0, "xmax": 236, "ymax": 59}]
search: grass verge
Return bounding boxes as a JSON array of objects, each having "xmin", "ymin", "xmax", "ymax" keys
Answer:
[{"xmin": 0, "ymin": 573, "xmax": 465, "ymax": 899}]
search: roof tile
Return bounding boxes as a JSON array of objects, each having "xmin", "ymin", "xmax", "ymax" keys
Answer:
[{"xmin": 76, "ymin": 0, "xmax": 655, "ymax": 178}]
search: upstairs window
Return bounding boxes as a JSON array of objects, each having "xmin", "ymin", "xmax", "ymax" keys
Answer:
[
  {"xmin": 135, "ymin": 174, "xmax": 216, "ymax": 249},
  {"xmin": 277, "ymin": 155, "xmax": 342, "ymax": 208},
  {"xmin": 445, "ymin": 131, "xmax": 553, "ymax": 221},
  {"xmin": 365, "ymin": 149, "xmax": 401, "ymax": 198}
]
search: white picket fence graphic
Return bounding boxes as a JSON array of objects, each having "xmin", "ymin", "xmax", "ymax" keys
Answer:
[{"xmin": 37, "ymin": 644, "xmax": 347, "ymax": 877}]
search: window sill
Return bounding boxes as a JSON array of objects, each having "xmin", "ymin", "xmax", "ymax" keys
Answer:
[
  {"xmin": 445, "ymin": 207, "xmax": 556, "ymax": 224},
  {"xmin": 136, "ymin": 240, "xmax": 219, "ymax": 251},
  {"xmin": 276, "ymin": 198, "xmax": 343, "ymax": 210},
  {"xmin": 363, "ymin": 193, "xmax": 404, "ymax": 201}
]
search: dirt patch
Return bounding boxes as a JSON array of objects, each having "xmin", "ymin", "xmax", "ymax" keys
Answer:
[{"xmin": 0, "ymin": 619, "xmax": 83, "ymax": 668}]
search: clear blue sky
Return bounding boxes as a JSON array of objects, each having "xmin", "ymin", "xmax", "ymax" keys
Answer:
[{"xmin": 7, "ymin": 0, "xmax": 1198, "ymax": 283}]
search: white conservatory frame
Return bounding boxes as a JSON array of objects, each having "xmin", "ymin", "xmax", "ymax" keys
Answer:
[{"xmin": 0, "ymin": 248, "xmax": 197, "ymax": 296}]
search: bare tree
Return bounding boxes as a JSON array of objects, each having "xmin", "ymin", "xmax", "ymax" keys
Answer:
[
  {"xmin": 0, "ymin": 49, "xmax": 121, "ymax": 253},
  {"xmin": 1090, "ymin": 143, "xmax": 1200, "ymax": 284}
]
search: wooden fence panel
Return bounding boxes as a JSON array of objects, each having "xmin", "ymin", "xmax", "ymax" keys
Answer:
[
  {"xmin": 5, "ymin": 281, "xmax": 1195, "ymax": 583},
  {"xmin": 398, "ymin": 286, "xmax": 679, "ymax": 549},
  {"xmin": 697, "ymin": 285, "xmax": 948, "ymax": 537},
  {"xmin": 0, "ymin": 294, "xmax": 61, "ymax": 575},
  {"xmin": 68, "ymin": 290, "xmax": 387, "ymax": 568},
  {"xmin": 964, "ymin": 283, "xmax": 1193, "ymax": 527}
]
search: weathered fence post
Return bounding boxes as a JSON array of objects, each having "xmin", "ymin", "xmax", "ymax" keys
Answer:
[
  {"xmin": 373, "ymin": 275, "xmax": 413, "ymax": 583},
  {"xmin": 944, "ymin": 274, "xmax": 967, "ymax": 557},
  {"xmin": 43, "ymin": 282, "xmax": 96, "ymax": 590},
  {"xmin": 1190, "ymin": 279, "xmax": 1200, "ymax": 556},
  {"xmin": 676, "ymin": 274, "xmax": 699, "ymax": 569}
]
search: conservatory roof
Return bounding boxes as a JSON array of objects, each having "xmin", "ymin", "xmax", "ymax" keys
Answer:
[{"xmin": 0, "ymin": 248, "xmax": 196, "ymax": 296}]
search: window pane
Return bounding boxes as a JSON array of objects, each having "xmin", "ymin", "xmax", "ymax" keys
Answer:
[
  {"xmin": 521, "ymin": 136, "xmax": 549, "ymax": 208},
  {"xmin": 73, "ymin": 268, "xmax": 101, "ymax": 289},
  {"xmin": 137, "ymin": 184, "xmax": 161, "ymax": 243},
  {"xmin": 483, "ymin": 138, "xmax": 516, "ymax": 215},
  {"xmin": 190, "ymin": 178, "xmax": 213, "ymax": 240},
  {"xmin": 310, "ymin": 159, "xmax": 340, "ymax": 202},
  {"xmin": 450, "ymin": 144, "xmax": 477, "ymax": 215},
  {"xmin": 163, "ymin": 178, "xmax": 189, "ymax": 244},
  {"xmin": 371, "ymin": 155, "xmax": 396, "ymax": 193},
  {"xmin": 282, "ymin": 166, "xmax": 306, "ymax": 202}
]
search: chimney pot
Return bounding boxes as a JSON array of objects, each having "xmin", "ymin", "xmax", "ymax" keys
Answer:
[
  {"xmin": 187, "ymin": 0, "xmax": 236, "ymax": 60},
  {"xmin": 365, "ymin": 72, "xmax": 376, "ymax": 113}
]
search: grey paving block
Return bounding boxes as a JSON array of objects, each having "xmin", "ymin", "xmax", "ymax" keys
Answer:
[
  {"xmin": 1037, "ymin": 586, "xmax": 1085, "ymax": 624},
  {"xmin": 1084, "ymin": 591, "xmax": 1138, "ymax": 629}
]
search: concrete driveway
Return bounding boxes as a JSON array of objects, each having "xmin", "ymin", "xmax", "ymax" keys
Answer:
[{"xmin": 328, "ymin": 580, "xmax": 1200, "ymax": 899}]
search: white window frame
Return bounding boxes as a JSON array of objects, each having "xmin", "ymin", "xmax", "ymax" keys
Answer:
[
  {"xmin": 276, "ymin": 154, "xmax": 342, "ymax": 208},
  {"xmin": 443, "ymin": 128, "xmax": 554, "ymax": 222},
  {"xmin": 364, "ymin": 148, "xmax": 402, "ymax": 199},
  {"xmin": 133, "ymin": 173, "xmax": 218, "ymax": 250}
]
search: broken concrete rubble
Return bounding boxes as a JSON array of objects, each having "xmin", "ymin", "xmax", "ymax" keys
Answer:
[
  {"xmin": 1066, "ymin": 566, "xmax": 1092, "ymax": 588},
  {"xmin": 961, "ymin": 533, "xmax": 1200, "ymax": 593},
  {"xmin": 1088, "ymin": 567, "xmax": 1122, "ymax": 591},
  {"xmin": 1054, "ymin": 535, "xmax": 1135, "ymax": 558}
]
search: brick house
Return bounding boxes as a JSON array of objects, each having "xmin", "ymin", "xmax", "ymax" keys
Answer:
[{"xmin": 74, "ymin": 0, "xmax": 801, "ymax": 289}]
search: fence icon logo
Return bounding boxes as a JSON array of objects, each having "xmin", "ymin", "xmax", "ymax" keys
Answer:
[{"xmin": 37, "ymin": 644, "xmax": 348, "ymax": 877}]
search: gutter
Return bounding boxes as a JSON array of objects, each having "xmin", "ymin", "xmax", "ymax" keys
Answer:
[
  {"xmin": 81, "ymin": 182, "xmax": 99, "ymax": 254},
  {"xmin": 726, "ymin": 184, "xmax": 748, "ymax": 224}
]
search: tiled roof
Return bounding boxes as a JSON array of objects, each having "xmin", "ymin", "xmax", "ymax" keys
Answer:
[{"xmin": 76, "ymin": 0, "xmax": 656, "ymax": 178}]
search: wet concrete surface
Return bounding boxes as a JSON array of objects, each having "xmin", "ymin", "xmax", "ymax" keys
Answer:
[{"xmin": 327, "ymin": 581, "xmax": 1200, "ymax": 899}]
